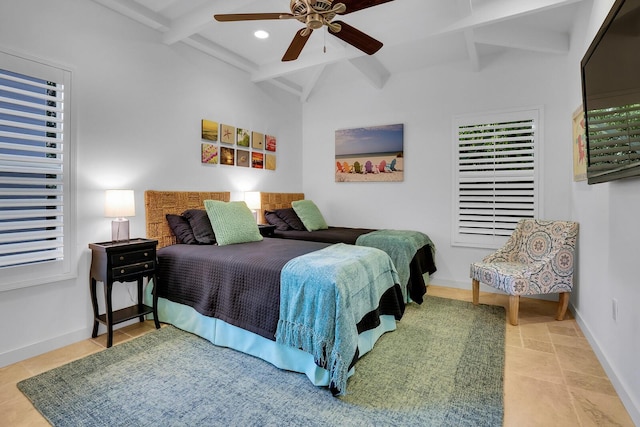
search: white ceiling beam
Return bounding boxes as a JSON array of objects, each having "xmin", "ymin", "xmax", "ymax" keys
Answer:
[
  {"xmin": 265, "ymin": 77, "xmax": 304, "ymax": 98},
  {"xmin": 456, "ymin": 0, "xmax": 480, "ymax": 72},
  {"xmin": 436, "ymin": 0, "xmax": 585, "ymax": 35},
  {"xmin": 92, "ymin": 0, "xmax": 170, "ymax": 31},
  {"xmin": 183, "ymin": 34, "xmax": 259, "ymax": 73},
  {"xmin": 463, "ymin": 29, "xmax": 480, "ymax": 71},
  {"xmin": 348, "ymin": 56, "xmax": 390, "ymax": 90},
  {"xmin": 474, "ymin": 25, "xmax": 570, "ymax": 54},
  {"xmin": 251, "ymin": 49, "xmax": 346, "ymax": 82},
  {"xmin": 162, "ymin": 0, "xmax": 240, "ymax": 45},
  {"xmin": 300, "ymin": 65, "xmax": 326, "ymax": 103}
]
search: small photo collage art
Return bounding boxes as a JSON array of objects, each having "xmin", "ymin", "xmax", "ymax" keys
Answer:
[{"xmin": 201, "ymin": 119, "xmax": 277, "ymax": 171}]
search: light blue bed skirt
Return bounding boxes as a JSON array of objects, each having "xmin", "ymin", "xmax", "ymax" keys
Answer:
[{"xmin": 144, "ymin": 282, "xmax": 397, "ymax": 387}]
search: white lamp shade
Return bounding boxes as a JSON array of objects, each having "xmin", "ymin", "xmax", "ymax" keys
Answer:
[
  {"xmin": 104, "ymin": 190, "xmax": 135, "ymax": 218},
  {"xmin": 244, "ymin": 191, "xmax": 261, "ymax": 211}
]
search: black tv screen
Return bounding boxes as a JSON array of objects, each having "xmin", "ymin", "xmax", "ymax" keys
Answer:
[{"xmin": 581, "ymin": 0, "xmax": 640, "ymax": 184}]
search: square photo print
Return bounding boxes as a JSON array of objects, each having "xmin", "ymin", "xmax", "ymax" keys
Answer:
[
  {"xmin": 201, "ymin": 120, "xmax": 218, "ymax": 141},
  {"xmin": 220, "ymin": 146, "xmax": 235, "ymax": 165},
  {"xmin": 221, "ymin": 124, "xmax": 235, "ymax": 145},
  {"xmin": 266, "ymin": 135, "xmax": 276, "ymax": 152},
  {"xmin": 201, "ymin": 143, "xmax": 218, "ymax": 164},
  {"xmin": 252, "ymin": 131, "xmax": 264, "ymax": 150},
  {"xmin": 237, "ymin": 128, "xmax": 250, "ymax": 147},
  {"xmin": 237, "ymin": 149, "xmax": 250, "ymax": 167}
]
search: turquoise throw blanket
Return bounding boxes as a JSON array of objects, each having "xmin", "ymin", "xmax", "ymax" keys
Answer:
[
  {"xmin": 356, "ymin": 230, "xmax": 435, "ymax": 301},
  {"xmin": 276, "ymin": 243, "xmax": 399, "ymax": 395}
]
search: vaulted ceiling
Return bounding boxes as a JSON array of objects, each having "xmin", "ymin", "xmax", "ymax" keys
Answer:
[{"xmin": 92, "ymin": 0, "xmax": 585, "ymax": 101}]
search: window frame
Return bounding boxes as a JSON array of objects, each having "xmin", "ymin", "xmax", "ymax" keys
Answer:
[
  {"xmin": 451, "ymin": 107, "xmax": 542, "ymax": 249},
  {"xmin": 0, "ymin": 49, "xmax": 76, "ymax": 291}
]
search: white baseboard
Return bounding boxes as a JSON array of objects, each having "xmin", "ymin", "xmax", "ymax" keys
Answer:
[
  {"xmin": 0, "ymin": 328, "xmax": 88, "ymax": 369},
  {"xmin": 571, "ymin": 303, "xmax": 640, "ymax": 426}
]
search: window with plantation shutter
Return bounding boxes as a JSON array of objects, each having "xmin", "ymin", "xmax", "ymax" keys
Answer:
[
  {"xmin": 586, "ymin": 104, "xmax": 640, "ymax": 184},
  {"xmin": 452, "ymin": 108, "xmax": 541, "ymax": 249},
  {"xmin": 0, "ymin": 51, "xmax": 75, "ymax": 291}
]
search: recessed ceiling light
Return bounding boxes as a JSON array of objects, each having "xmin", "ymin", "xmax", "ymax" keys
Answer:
[{"xmin": 254, "ymin": 30, "xmax": 269, "ymax": 39}]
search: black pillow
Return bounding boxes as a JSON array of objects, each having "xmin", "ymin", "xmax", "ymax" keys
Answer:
[
  {"xmin": 166, "ymin": 214, "xmax": 197, "ymax": 244},
  {"xmin": 182, "ymin": 209, "xmax": 216, "ymax": 244},
  {"xmin": 264, "ymin": 211, "xmax": 291, "ymax": 231},
  {"xmin": 274, "ymin": 208, "xmax": 306, "ymax": 231}
]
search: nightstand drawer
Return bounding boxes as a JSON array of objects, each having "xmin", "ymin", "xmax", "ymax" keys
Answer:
[
  {"xmin": 110, "ymin": 249, "xmax": 155, "ymax": 267},
  {"xmin": 112, "ymin": 260, "xmax": 155, "ymax": 279}
]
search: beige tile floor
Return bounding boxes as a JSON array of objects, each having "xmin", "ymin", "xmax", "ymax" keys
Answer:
[{"xmin": 0, "ymin": 285, "xmax": 635, "ymax": 426}]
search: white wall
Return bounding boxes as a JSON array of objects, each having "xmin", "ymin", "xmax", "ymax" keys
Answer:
[
  {"xmin": 0, "ymin": 0, "xmax": 302, "ymax": 366},
  {"xmin": 302, "ymin": 51, "xmax": 573, "ymax": 288},
  {"xmin": 567, "ymin": 0, "xmax": 640, "ymax": 423},
  {"xmin": 301, "ymin": 1, "xmax": 638, "ymax": 421}
]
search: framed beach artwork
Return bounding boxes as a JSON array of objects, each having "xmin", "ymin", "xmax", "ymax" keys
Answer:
[
  {"xmin": 572, "ymin": 105, "xmax": 587, "ymax": 182},
  {"xmin": 201, "ymin": 120, "xmax": 218, "ymax": 141},
  {"xmin": 221, "ymin": 124, "xmax": 235, "ymax": 145},
  {"xmin": 335, "ymin": 123, "xmax": 404, "ymax": 182}
]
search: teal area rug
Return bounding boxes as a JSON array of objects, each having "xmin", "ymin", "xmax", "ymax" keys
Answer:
[{"xmin": 18, "ymin": 296, "xmax": 505, "ymax": 426}]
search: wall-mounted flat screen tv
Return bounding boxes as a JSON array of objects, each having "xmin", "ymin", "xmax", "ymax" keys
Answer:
[{"xmin": 581, "ymin": 0, "xmax": 640, "ymax": 184}]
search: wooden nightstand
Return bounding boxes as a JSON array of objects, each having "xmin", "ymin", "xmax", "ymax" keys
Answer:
[
  {"xmin": 258, "ymin": 224, "xmax": 276, "ymax": 237},
  {"xmin": 89, "ymin": 238, "xmax": 160, "ymax": 347}
]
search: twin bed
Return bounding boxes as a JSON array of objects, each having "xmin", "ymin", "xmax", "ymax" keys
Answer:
[
  {"xmin": 144, "ymin": 190, "xmax": 436, "ymax": 395},
  {"xmin": 259, "ymin": 192, "xmax": 436, "ymax": 304}
]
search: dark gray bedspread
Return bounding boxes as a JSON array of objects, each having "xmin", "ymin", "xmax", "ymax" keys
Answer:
[
  {"xmin": 156, "ymin": 239, "xmax": 404, "ymax": 342},
  {"xmin": 272, "ymin": 226, "xmax": 437, "ymax": 303}
]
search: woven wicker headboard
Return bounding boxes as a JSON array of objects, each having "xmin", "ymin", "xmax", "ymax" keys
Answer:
[
  {"xmin": 144, "ymin": 190, "xmax": 230, "ymax": 248},
  {"xmin": 259, "ymin": 192, "xmax": 305, "ymax": 224}
]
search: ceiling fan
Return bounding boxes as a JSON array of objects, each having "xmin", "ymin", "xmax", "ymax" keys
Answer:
[{"xmin": 214, "ymin": 0, "xmax": 394, "ymax": 61}]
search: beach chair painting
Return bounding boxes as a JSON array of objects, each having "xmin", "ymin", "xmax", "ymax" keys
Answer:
[{"xmin": 335, "ymin": 123, "xmax": 404, "ymax": 182}]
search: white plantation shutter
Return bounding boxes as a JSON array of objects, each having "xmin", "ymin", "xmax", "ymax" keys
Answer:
[
  {"xmin": 586, "ymin": 104, "xmax": 640, "ymax": 183},
  {"xmin": 452, "ymin": 108, "xmax": 540, "ymax": 249},
  {"xmin": 0, "ymin": 51, "xmax": 75, "ymax": 291}
]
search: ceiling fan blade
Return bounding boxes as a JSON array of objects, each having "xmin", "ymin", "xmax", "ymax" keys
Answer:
[
  {"xmin": 282, "ymin": 29, "xmax": 313, "ymax": 61},
  {"xmin": 338, "ymin": 0, "xmax": 394, "ymax": 15},
  {"xmin": 214, "ymin": 13, "xmax": 292, "ymax": 22},
  {"xmin": 329, "ymin": 21, "xmax": 383, "ymax": 55}
]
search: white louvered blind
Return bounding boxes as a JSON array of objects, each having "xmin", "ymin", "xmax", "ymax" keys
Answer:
[
  {"xmin": 0, "ymin": 51, "xmax": 75, "ymax": 291},
  {"xmin": 586, "ymin": 104, "xmax": 640, "ymax": 183},
  {"xmin": 452, "ymin": 109, "xmax": 540, "ymax": 249}
]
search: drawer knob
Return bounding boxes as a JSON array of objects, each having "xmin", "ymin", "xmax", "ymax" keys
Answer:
[
  {"xmin": 120, "ymin": 256, "xmax": 124, "ymax": 261},
  {"xmin": 144, "ymin": 264, "xmax": 149, "ymax": 268},
  {"xmin": 144, "ymin": 252, "xmax": 148, "ymax": 256},
  {"xmin": 121, "ymin": 269, "xmax": 125, "ymax": 274}
]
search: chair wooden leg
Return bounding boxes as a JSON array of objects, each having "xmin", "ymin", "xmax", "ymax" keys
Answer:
[
  {"xmin": 556, "ymin": 292, "xmax": 570, "ymax": 321},
  {"xmin": 508, "ymin": 295, "xmax": 520, "ymax": 326},
  {"xmin": 472, "ymin": 279, "xmax": 480, "ymax": 305}
]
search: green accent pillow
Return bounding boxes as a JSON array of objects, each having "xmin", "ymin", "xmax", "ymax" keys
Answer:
[
  {"xmin": 203, "ymin": 200, "xmax": 263, "ymax": 246},
  {"xmin": 291, "ymin": 200, "xmax": 328, "ymax": 231}
]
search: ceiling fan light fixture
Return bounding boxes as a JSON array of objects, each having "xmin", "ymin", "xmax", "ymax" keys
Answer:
[
  {"xmin": 306, "ymin": 13, "xmax": 324, "ymax": 29},
  {"xmin": 254, "ymin": 30, "xmax": 270, "ymax": 39}
]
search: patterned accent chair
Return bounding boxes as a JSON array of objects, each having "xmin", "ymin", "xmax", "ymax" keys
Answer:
[{"xmin": 470, "ymin": 219, "xmax": 579, "ymax": 325}]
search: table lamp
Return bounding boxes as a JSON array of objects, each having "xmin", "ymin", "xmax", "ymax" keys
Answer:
[
  {"xmin": 104, "ymin": 190, "xmax": 135, "ymax": 241},
  {"xmin": 244, "ymin": 191, "xmax": 261, "ymax": 222}
]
